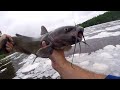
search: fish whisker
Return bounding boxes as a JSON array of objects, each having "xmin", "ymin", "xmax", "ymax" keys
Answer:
[
  {"xmin": 81, "ymin": 34, "xmax": 90, "ymax": 47},
  {"xmin": 71, "ymin": 24, "xmax": 77, "ymax": 69},
  {"xmin": 78, "ymin": 42, "xmax": 81, "ymax": 57},
  {"xmin": 32, "ymin": 53, "xmax": 39, "ymax": 64},
  {"xmin": 81, "ymin": 41, "xmax": 90, "ymax": 47},
  {"xmin": 82, "ymin": 35, "xmax": 86, "ymax": 42}
]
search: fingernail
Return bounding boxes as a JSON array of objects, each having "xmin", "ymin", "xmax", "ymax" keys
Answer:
[{"xmin": 42, "ymin": 41, "xmax": 46, "ymax": 46}]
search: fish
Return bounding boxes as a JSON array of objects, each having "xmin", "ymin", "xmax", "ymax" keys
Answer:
[{"xmin": 1, "ymin": 25, "xmax": 85, "ymax": 59}]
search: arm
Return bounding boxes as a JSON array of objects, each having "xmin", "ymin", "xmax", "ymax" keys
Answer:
[{"xmin": 42, "ymin": 41, "xmax": 106, "ymax": 79}]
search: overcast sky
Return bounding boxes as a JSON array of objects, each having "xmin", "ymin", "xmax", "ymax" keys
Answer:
[{"xmin": 0, "ymin": 11, "xmax": 106, "ymax": 37}]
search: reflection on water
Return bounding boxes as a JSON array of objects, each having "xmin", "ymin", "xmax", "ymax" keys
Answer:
[
  {"xmin": 0, "ymin": 52, "xmax": 28, "ymax": 79},
  {"xmin": 0, "ymin": 61, "xmax": 16, "ymax": 79}
]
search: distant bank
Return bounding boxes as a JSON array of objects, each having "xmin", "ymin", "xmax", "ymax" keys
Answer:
[{"xmin": 79, "ymin": 11, "xmax": 120, "ymax": 28}]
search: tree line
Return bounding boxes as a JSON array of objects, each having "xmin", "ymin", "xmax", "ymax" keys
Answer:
[{"xmin": 79, "ymin": 11, "xmax": 120, "ymax": 28}]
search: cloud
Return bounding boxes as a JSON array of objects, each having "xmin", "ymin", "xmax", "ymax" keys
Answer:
[
  {"xmin": 0, "ymin": 11, "xmax": 106, "ymax": 37},
  {"xmin": 73, "ymin": 11, "xmax": 107, "ymax": 24}
]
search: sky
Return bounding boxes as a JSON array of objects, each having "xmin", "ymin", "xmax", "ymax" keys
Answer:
[{"xmin": 0, "ymin": 11, "xmax": 106, "ymax": 37}]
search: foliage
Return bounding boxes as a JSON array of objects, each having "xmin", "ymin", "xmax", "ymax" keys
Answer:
[{"xmin": 79, "ymin": 11, "xmax": 120, "ymax": 28}]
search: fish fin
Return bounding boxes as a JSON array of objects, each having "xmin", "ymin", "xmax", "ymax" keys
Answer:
[
  {"xmin": 41, "ymin": 26, "xmax": 48, "ymax": 35},
  {"xmin": 15, "ymin": 34, "xmax": 32, "ymax": 39},
  {"xmin": 16, "ymin": 34, "xmax": 23, "ymax": 37},
  {"xmin": 36, "ymin": 44, "xmax": 53, "ymax": 58},
  {"xmin": 16, "ymin": 34, "xmax": 29, "ymax": 37}
]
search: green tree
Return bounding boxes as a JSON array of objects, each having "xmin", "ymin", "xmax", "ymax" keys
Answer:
[{"xmin": 79, "ymin": 11, "xmax": 120, "ymax": 28}]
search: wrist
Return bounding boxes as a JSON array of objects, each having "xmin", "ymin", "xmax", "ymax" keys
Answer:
[{"xmin": 52, "ymin": 58, "xmax": 68, "ymax": 70}]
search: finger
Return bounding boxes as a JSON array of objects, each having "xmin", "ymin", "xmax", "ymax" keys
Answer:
[
  {"xmin": 1, "ymin": 34, "xmax": 14, "ymax": 44},
  {"xmin": 6, "ymin": 44, "xmax": 12, "ymax": 50},
  {"xmin": 42, "ymin": 41, "xmax": 47, "ymax": 47},
  {"xmin": 6, "ymin": 47, "xmax": 12, "ymax": 52},
  {"xmin": 6, "ymin": 42, "xmax": 13, "ymax": 48},
  {"xmin": 6, "ymin": 35, "xmax": 14, "ymax": 42}
]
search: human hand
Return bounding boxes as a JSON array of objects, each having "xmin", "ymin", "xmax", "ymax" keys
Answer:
[
  {"xmin": 0, "ymin": 34, "xmax": 14, "ymax": 53},
  {"xmin": 41, "ymin": 41, "xmax": 106, "ymax": 79},
  {"xmin": 41, "ymin": 41, "xmax": 67, "ymax": 69}
]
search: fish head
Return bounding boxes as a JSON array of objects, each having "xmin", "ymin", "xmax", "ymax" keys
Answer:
[
  {"xmin": 36, "ymin": 25, "xmax": 84, "ymax": 58},
  {"xmin": 48, "ymin": 25, "xmax": 84, "ymax": 47}
]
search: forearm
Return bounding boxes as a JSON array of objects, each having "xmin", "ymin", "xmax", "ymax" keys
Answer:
[{"xmin": 54, "ymin": 59, "xmax": 106, "ymax": 79}]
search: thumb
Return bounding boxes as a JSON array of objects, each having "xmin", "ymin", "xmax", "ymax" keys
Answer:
[{"xmin": 41, "ymin": 41, "xmax": 47, "ymax": 47}]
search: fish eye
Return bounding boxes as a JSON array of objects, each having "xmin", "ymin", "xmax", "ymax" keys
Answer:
[{"xmin": 65, "ymin": 28, "xmax": 69, "ymax": 32}]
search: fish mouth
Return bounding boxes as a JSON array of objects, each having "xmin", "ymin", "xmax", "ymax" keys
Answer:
[
  {"xmin": 71, "ymin": 31, "xmax": 83, "ymax": 44},
  {"xmin": 77, "ymin": 31, "xmax": 83, "ymax": 41}
]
